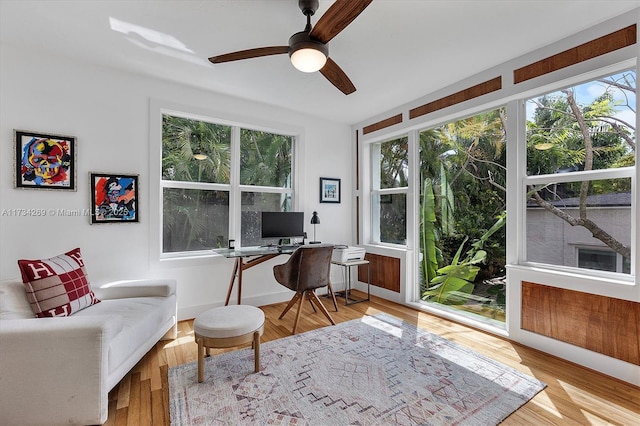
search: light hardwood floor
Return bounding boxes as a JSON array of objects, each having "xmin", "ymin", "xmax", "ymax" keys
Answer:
[{"xmin": 105, "ymin": 292, "xmax": 640, "ymax": 425}]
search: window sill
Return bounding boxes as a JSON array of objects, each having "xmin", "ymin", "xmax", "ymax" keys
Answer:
[
  {"xmin": 507, "ymin": 263, "xmax": 635, "ymax": 286},
  {"xmin": 158, "ymin": 251, "xmax": 222, "ymax": 268},
  {"xmin": 362, "ymin": 242, "xmax": 409, "ymax": 253},
  {"xmin": 506, "ymin": 263, "xmax": 638, "ymax": 302}
]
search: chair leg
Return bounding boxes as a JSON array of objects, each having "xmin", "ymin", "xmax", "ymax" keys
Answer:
[
  {"xmin": 279, "ymin": 292, "xmax": 302, "ymax": 319},
  {"xmin": 308, "ymin": 292, "xmax": 317, "ymax": 313},
  {"xmin": 292, "ymin": 292, "xmax": 304, "ymax": 334},
  {"xmin": 308, "ymin": 291, "xmax": 336, "ymax": 325}
]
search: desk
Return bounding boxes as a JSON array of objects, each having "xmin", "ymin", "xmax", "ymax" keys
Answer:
[
  {"xmin": 331, "ymin": 259, "xmax": 370, "ymax": 305},
  {"xmin": 214, "ymin": 246, "xmax": 296, "ymax": 306}
]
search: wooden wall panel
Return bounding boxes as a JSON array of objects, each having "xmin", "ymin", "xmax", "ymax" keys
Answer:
[
  {"xmin": 522, "ymin": 281, "xmax": 640, "ymax": 365},
  {"xmin": 362, "ymin": 114, "xmax": 403, "ymax": 135},
  {"xmin": 409, "ymin": 77, "xmax": 502, "ymax": 119},
  {"xmin": 358, "ymin": 253, "xmax": 400, "ymax": 293},
  {"xmin": 514, "ymin": 24, "xmax": 637, "ymax": 84},
  {"xmin": 355, "ymin": 129, "xmax": 360, "ymax": 245},
  {"xmin": 355, "ymin": 129, "xmax": 360, "ymax": 191}
]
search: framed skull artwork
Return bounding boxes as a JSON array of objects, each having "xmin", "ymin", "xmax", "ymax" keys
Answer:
[{"xmin": 14, "ymin": 130, "xmax": 76, "ymax": 190}]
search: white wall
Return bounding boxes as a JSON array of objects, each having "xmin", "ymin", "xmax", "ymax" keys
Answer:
[{"xmin": 0, "ymin": 44, "xmax": 353, "ymax": 319}]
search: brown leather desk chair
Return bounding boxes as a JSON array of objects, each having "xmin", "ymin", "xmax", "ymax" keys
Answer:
[{"xmin": 273, "ymin": 245, "xmax": 336, "ymax": 335}]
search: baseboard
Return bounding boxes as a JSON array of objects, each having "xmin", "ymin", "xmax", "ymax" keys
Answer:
[{"xmin": 177, "ymin": 290, "xmax": 293, "ymax": 321}]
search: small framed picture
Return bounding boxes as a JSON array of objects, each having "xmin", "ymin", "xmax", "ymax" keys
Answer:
[
  {"xmin": 319, "ymin": 177, "xmax": 341, "ymax": 203},
  {"xmin": 14, "ymin": 130, "xmax": 76, "ymax": 190},
  {"xmin": 89, "ymin": 172, "xmax": 139, "ymax": 224}
]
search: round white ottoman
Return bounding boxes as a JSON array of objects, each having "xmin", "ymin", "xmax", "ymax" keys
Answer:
[{"xmin": 193, "ymin": 305, "xmax": 265, "ymax": 383}]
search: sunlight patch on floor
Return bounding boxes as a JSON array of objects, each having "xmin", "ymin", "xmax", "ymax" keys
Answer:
[
  {"xmin": 361, "ymin": 314, "xmax": 404, "ymax": 338},
  {"xmin": 580, "ymin": 408, "xmax": 613, "ymax": 424},
  {"xmin": 529, "ymin": 390, "xmax": 563, "ymax": 419},
  {"xmin": 163, "ymin": 335, "xmax": 194, "ymax": 348},
  {"xmin": 560, "ymin": 380, "xmax": 633, "ymax": 420},
  {"xmin": 364, "ymin": 306, "xmax": 384, "ymax": 317}
]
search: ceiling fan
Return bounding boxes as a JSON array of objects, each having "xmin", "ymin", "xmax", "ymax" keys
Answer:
[{"xmin": 208, "ymin": 0, "xmax": 373, "ymax": 95}]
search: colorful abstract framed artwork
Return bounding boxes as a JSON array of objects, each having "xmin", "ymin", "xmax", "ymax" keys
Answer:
[
  {"xmin": 14, "ymin": 130, "xmax": 76, "ymax": 190},
  {"xmin": 319, "ymin": 177, "xmax": 341, "ymax": 203},
  {"xmin": 89, "ymin": 172, "xmax": 139, "ymax": 224}
]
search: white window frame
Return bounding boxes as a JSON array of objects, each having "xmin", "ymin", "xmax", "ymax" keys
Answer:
[
  {"xmin": 150, "ymin": 100, "xmax": 301, "ymax": 262},
  {"xmin": 519, "ymin": 67, "xmax": 636, "ymax": 279},
  {"xmin": 370, "ymin": 136, "xmax": 409, "ymax": 247}
]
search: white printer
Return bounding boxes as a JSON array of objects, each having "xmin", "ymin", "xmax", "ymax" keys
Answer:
[{"xmin": 332, "ymin": 245, "xmax": 366, "ymax": 263}]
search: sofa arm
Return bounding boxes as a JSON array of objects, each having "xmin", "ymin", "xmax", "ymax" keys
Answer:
[
  {"xmin": 0, "ymin": 315, "xmax": 122, "ymax": 425},
  {"xmin": 94, "ymin": 278, "xmax": 176, "ymax": 300}
]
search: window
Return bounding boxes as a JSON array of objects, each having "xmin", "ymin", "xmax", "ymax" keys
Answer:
[
  {"xmin": 371, "ymin": 136, "xmax": 408, "ymax": 245},
  {"xmin": 161, "ymin": 113, "xmax": 294, "ymax": 255},
  {"xmin": 162, "ymin": 115, "xmax": 231, "ymax": 253},
  {"xmin": 359, "ymin": 24, "xmax": 637, "ymax": 338},
  {"xmin": 239, "ymin": 129, "xmax": 293, "ymax": 247},
  {"xmin": 418, "ymin": 109, "xmax": 507, "ymax": 323},
  {"xmin": 524, "ymin": 70, "xmax": 635, "ymax": 275},
  {"xmin": 577, "ymin": 247, "xmax": 630, "ymax": 274}
]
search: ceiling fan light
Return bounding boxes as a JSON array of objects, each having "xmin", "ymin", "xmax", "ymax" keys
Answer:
[
  {"xmin": 291, "ymin": 47, "xmax": 327, "ymax": 72},
  {"xmin": 289, "ymin": 31, "xmax": 328, "ymax": 73}
]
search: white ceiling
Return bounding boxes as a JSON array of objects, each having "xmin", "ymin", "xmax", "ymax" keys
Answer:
[{"xmin": 1, "ymin": 0, "xmax": 638, "ymax": 124}]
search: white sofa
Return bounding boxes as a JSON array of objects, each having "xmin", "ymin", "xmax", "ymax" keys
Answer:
[{"xmin": 0, "ymin": 278, "xmax": 178, "ymax": 425}]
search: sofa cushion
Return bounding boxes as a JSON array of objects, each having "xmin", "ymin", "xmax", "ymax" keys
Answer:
[
  {"xmin": 0, "ymin": 279, "xmax": 34, "ymax": 320},
  {"xmin": 17, "ymin": 247, "xmax": 100, "ymax": 318},
  {"xmin": 74, "ymin": 295, "xmax": 176, "ymax": 374}
]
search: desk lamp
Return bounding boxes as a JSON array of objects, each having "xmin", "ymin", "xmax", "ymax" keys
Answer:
[{"xmin": 310, "ymin": 211, "xmax": 320, "ymax": 244}]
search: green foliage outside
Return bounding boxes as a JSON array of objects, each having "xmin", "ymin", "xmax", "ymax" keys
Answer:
[
  {"xmin": 423, "ymin": 212, "xmax": 505, "ymax": 305},
  {"xmin": 376, "ymin": 137, "xmax": 408, "ymax": 244},
  {"xmin": 418, "ymin": 109, "xmax": 508, "ymax": 320},
  {"xmin": 240, "ymin": 129, "xmax": 293, "ymax": 188},
  {"xmin": 525, "ymin": 71, "xmax": 635, "ymax": 260},
  {"xmin": 414, "ymin": 70, "xmax": 635, "ymax": 321},
  {"xmin": 162, "ymin": 115, "xmax": 231, "ymax": 184},
  {"xmin": 161, "ymin": 115, "xmax": 292, "ymax": 252}
]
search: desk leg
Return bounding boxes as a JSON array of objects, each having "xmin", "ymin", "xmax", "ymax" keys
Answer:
[
  {"xmin": 337, "ymin": 262, "xmax": 370, "ymax": 306},
  {"xmin": 237, "ymin": 259, "xmax": 244, "ymax": 305},
  {"xmin": 365, "ymin": 262, "xmax": 370, "ymax": 302},
  {"xmin": 224, "ymin": 258, "xmax": 240, "ymax": 306},
  {"xmin": 344, "ymin": 265, "xmax": 351, "ymax": 305}
]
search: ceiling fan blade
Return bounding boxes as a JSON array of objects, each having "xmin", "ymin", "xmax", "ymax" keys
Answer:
[
  {"xmin": 320, "ymin": 58, "xmax": 356, "ymax": 95},
  {"xmin": 310, "ymin": 0, "xmax": 373, "ymax": 44},
  {"xmin": 209, "ymin": 46, "xmax": 289, "ymax": 64}
]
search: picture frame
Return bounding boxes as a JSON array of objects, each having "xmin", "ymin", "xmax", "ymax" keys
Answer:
[
  {"xmin": 319, "ymin": 177, "xmax": 341, "ymax": 203},
  {"xmin": 14, "ymin": 129, "xmax": 76, "ymax": 190},
  {"xmin": 89, "ymin": 172, "xmax": 139, "ymax": 224}
]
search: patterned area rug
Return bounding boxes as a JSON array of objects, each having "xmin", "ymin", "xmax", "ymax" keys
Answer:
[{"xmin": 169, "ymin": 314, "xmax": 545, "ymax": 425}]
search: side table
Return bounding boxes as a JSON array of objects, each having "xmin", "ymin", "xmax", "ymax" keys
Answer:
[{"xmin": 331, "ymin": 259, "xmax": 370, "ymax": 305}]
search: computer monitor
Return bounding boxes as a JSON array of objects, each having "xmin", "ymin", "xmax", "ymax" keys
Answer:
[{"xmin": 261, "ymin": 211, "xmax": 304, "ymax": 240}]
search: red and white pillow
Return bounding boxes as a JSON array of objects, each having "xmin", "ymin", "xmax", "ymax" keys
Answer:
[{"xmin": 18, "ymin": 247, "xmax": 100, "ymax": 318}]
